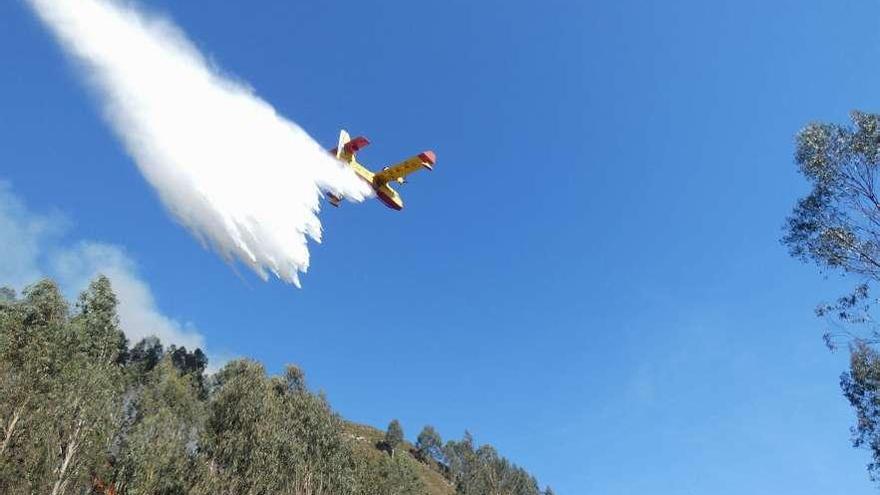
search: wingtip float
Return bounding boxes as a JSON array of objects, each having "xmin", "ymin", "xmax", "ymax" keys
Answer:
[{"xmin": 326, "ymin": 130, "xmax": 436, "ymax": 211}]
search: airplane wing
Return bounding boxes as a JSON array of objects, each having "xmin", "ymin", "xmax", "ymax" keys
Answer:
[{"xmin": 373, "ymin": 151, "xmax": 436, "ymax": 184}]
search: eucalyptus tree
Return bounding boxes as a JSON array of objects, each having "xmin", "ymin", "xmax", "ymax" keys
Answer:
[
  {"xmin": 0, "ymin": 276, "xmax": 551, "ymax": 493},
  {"xmin": 0, "ymin": 277, "xmax": 128, "ymax": 495},
  {"xmin": 443, "ymin": 432, "xmax": 541, "ymax": 495},
  {"xmin": 385, "ymin": 419, "xmax": 404, "ymax": 458},
  {"xmin": 415, "ymin": 425, "xmax": 445, "ymax": 465},
  {"xmin": 784, "ymin": 111, "xmax": 880, "ymax": 344},
  {"xmin": 201, "ymin": 360, "xmax": 356, "ymax": 495},
  {"xmin": 274, "ymin": 365, "xmax": 356, "ymax": 494},
  {"xmin": 117, "ymin": 356, "xmax": 207, "ymax": 495},
  {"xmin": 351, "ymin": 442, "xmax": 424, "ymax": 495},
  {"xmin": 375, "ymin": 453, "xmax": 424, "ymax": 495},
  {"xmin": 784, "ymin": 111, "xmax": 880, "ymax": 481},
  {"xmin": 48, "ymin": 276, "xmax": 127, "ymax": 495},
  {"xmin": 129, "ymin": 336, "xmax": 164, "ymax": 376},
  {"xmin": 0, "ymin": 280, "xmax": 69, "ymax": 492}
]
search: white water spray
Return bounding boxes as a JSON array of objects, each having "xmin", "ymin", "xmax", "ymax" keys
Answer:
[{"xmin": 26, "ymin": 0, "xmax": 372, "ymax": 287}]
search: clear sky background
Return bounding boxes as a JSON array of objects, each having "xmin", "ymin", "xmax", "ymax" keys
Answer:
[{"xmin": 3, "ymin": 1, "xmax": 880, "ymax": 493}]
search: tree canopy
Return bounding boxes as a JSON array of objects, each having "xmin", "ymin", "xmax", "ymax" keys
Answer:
[
  {"xmin": 385, "ymin": 419, "xmax": 405, "ymax": 458},
  {"xmin": 785, "ymin": 111, "xmax": 880, "ymax": 482},
  {"xmin": 416, "ymin": 425, "xmax": 445, "ymax": 465},
  {"xmin": 0, "ymin": 275, "xmax": 550, "ymax": 495}
]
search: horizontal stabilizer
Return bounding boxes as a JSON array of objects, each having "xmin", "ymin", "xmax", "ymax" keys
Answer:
[
  {"xmin": 329, "ymin": 130, "xmax": 370, "ymax": 160},
  {"xmin": 344, "ymin": 136, "xmax": 370, "ymax": 154}
]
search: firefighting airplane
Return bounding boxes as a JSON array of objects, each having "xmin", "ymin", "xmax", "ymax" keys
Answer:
[{"xmin": 326, "ymin": 130, "xmax": 436, "ymax": 211}]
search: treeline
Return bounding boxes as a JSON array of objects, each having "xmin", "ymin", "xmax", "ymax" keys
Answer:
[
  {"xmin": 0, "ymin": 276, "xmax": 552, "ymax": 495},
  {"xmin": 415, "ymin": 428, "xmax": 551, "ymax": 495}
]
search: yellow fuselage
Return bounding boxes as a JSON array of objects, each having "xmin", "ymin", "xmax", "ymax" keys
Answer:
[{"xmin": 349, "ymin": 159, "xmax": 404, "ymax": 210}]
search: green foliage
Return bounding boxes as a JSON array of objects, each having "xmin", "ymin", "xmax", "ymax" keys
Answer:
[
  {"xmin": 351, "ymin": 434, "xmax": 425, "ymax": 495},
  {"xmin": 784, "ymin": 111, "xmax": 880, "ymax": 329},
  {"xmin": 842, "ymin": 343, "xmax": 880, "ymax": 481},
  {"xmin": 784, "ymin": 111, "xmax": 880, "ymax": 482},
  {"xmin": 0, "ymin": 277, "xmax": 126, "ymax": 495},
  {"xmin": 74, "ymin": 275, "xmax": 128, "ymax": 363},
  {"xmin": 374, "ymin": 453, "xmax": 424, "ymax": 495},
  {"xmin": 284, "ymin": 363, "xmax": 307, "ymax": 394},
  {"xmin": 202, "ymin": 359, "xmax": 356, "ymax": 494},
  {"xmin": 0, "ymin": 287, "xmax": 14, "ymax": 302},
  {"xmin": 117, "ymin": 357, "xmax": 207, "ymax": 494},
  {"xmin": 385, "ymin": 419, "xmax": 405, "ymax": 457},
  {"xmin": 129, "ymin": 336, "xmax": 164, "ymax": 375},
  {"xmin": 416, "ymin": 425, "xmax": 445, "ymax": 465},
  {"xmin": 444, "ymin": 432, "xmax": 541, "ymax": 495},
  {"xmin": 167, "ymin": 345, "xmax": 208, "ymax": 398},
  {"xmin": 784, "ymin": 111, "xmax": 880, "ymax": 280},
  {"xmin": 0, "ymin": 275, "xmax": 548, "ymax": 495}
]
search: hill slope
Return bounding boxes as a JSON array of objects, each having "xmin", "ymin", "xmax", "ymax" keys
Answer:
[
  {"xmin": 0, "ymin": 276, "xmax": 551, "ymax": 495},
  {"xmin": 344, "ymin": 422, "xmax": 455, "ymax": 495}
]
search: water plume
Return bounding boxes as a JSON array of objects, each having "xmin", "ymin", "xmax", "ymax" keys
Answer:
[{"xmin": 26, "ymin": 0, "xmax": 372, "ymax": 287}]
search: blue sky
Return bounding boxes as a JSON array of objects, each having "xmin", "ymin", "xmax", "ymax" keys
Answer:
[{"xmin": 3, "ymin": 0, "xmax": 880, "ymax": 493}]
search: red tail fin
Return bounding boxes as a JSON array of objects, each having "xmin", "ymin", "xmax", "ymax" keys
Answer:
[{"xmin": 344, "ymin": 136, "xmax": 370, "ymax": 154}]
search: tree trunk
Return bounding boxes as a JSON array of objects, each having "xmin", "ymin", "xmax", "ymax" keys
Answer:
[
  {"xmin": 0, "ymin": 406, "xmax": 22, "ymax": 456},
  {"xmin": 50, "ymin": 417, "xmax": 84, "ymax": 495}
]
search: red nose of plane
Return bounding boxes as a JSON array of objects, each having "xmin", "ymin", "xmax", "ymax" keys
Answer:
[{"xmin": 419, "ymin": 151, "xmax": 436, "ymax": 165}]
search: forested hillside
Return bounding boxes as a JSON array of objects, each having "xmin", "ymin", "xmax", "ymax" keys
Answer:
[{"xmin": 0, "ymin": 276, "xmax": 553, "ymax": 495}]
